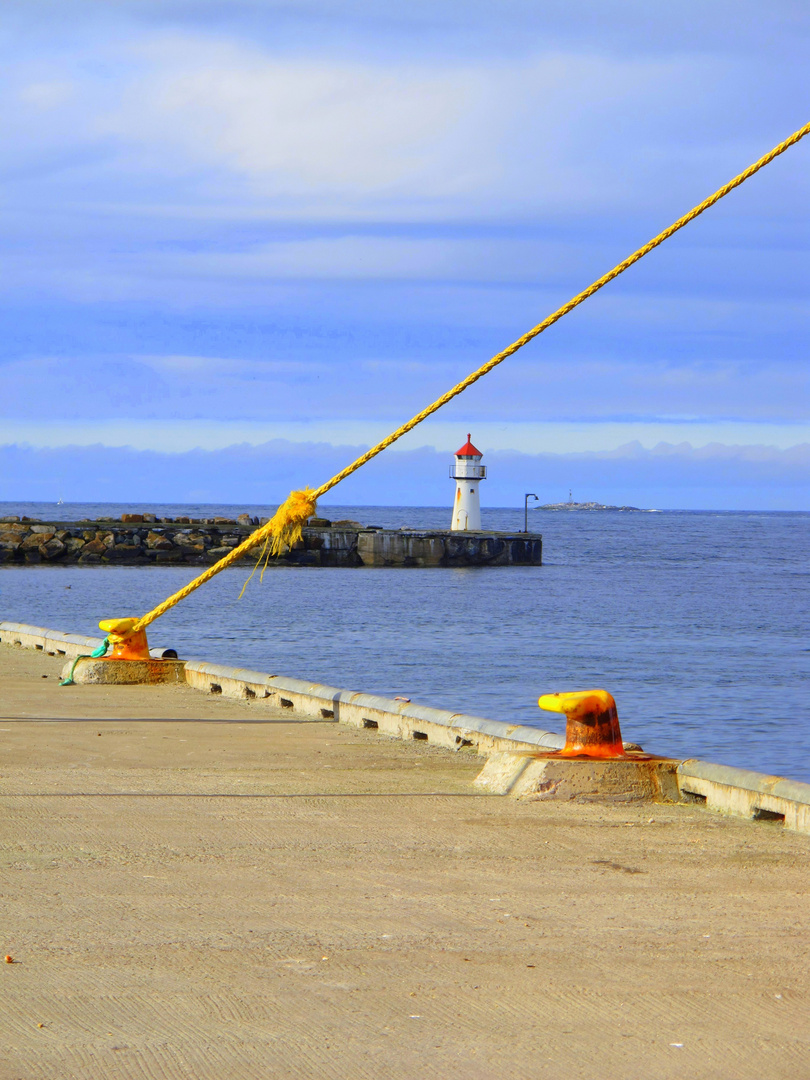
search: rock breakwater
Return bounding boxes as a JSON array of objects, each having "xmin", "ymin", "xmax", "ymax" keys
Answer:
[{"xmin": 0, "ymin": 515, "xmax": 542, "ymax": 568}]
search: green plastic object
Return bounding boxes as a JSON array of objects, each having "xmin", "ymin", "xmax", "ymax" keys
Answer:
[{"xmin": 59, "ymin": 637, "xmax": 110, "ymax": 686}]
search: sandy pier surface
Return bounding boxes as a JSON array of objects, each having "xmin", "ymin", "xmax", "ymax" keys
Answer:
[{"xmin": 1, "ymin": 643, "xmax": 808, "ymax": 1079}]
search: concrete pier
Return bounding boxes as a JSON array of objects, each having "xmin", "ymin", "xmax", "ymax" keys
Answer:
[
  {"xmin": 1, "ymin": 638, "xmax": 808, "ymax": 1080},
  {"xmin": 354, "ymin": 529, "xmax": 541, "ymax": 567}
]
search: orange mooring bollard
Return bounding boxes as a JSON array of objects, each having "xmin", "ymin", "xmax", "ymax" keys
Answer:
[
  {"xmin": 538, "ymin": 689, "xmax": 625, "ymax": 759},
  {"xmin": 97, "ymin": 618, "xmax": 152, "ymax": 661}
]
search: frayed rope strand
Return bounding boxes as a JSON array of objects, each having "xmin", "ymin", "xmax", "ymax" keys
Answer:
[
  {"xmin": 133, "ymin": 488, "xmax": 317, "ymax": 632},
  {"xmin": 130, "ymin": 121, "xmax": 810, "ymax": 633},
  {"xmin": 237, "ymin": 488, "xmax": 318, "ymax": 599}
]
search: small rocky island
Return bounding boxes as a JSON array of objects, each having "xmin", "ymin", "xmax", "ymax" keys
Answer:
[
  {"xmin": 537, "ymin": 501, "xmax": 647, "ymax": 512},
  {"xmin": 0, "ymin": 514, "xmax": 542, "ymax": 568}
]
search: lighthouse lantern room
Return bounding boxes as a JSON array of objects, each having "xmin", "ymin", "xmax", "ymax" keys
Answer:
[{"xmin": 450, "ymin": 434, "xmax": 486, "ymax": 531}]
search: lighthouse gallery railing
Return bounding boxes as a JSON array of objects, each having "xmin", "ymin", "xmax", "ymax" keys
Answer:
[{"xmin": 449, "ymin": 464, "xmax": 487, "ymax": 479}]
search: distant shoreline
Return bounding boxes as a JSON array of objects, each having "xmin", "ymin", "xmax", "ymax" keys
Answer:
[{"xmin": 536, "ymin": 502, "xmax": 659, "ymax": 512}]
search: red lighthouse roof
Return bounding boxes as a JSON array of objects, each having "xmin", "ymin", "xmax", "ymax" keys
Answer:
[{"xmin": 455, "ymin": 433, "xmax": 482, "ymax": 457}]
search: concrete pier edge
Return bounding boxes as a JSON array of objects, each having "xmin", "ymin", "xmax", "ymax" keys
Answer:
[{"xmin": 2, "ymin": 619, "xmax": 808, "ymax": 833}]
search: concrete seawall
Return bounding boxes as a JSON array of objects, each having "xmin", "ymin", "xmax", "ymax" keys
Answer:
[
  {"xmin": 2, "ymin": 619, "xmax": 807, "ymax": 834},
  {"xmin": 0, "ymin": 516, "xmax": 542, "ymax": 568}
]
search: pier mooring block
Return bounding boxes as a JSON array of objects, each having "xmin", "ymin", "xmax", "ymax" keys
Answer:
[
  {"xmin": 60, "ymin": 658, "xmax": 187, "ymax": 685},
  {"xmin": 475, "ymin": 752, "xmax": 681, "ymax": 803}
]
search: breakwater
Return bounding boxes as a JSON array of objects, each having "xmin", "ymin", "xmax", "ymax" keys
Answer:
[{"xmin": 0, "ymin": 514, "xmax": 542, "ymax": 568}]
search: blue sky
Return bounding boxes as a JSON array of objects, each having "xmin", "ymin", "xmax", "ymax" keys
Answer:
[{"xmin": 0, "ymin": 0, "xmax": 807, "ymax": 508}]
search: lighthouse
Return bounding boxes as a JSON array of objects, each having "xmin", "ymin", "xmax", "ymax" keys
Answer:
[{"xmin": 450, "ymin": 434, "xmax": 486, "ymax": 531}]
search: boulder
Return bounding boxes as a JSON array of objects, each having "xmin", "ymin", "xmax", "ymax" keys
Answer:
[
  {"xmin": 207, "ymin": 546, "xmax": 238, "ymax": 559},
  {"xmin": 142, "ymin": 513, "xmax": 157, "ymax": 522},
  {"xmin": 65, "ymin": 537, "xmax": 85, "ymax": 553},
  {"xmin": 236, "ymin": 514, "xmax": 252, "ymax": 526},
  {"xmin": 30, "ymin": 524, "xmax": 56, "ymax": 534},
  {"xmin": 81, "ymin": 539, "xmax": 107, "ymax": 556},
  {"xmin": 38, "ymin": 537, "xmax": 66, "ymax": 560},
  {"xmin": 145, "ymin": 532, "xmax": 174, "ymax": 550},
  {"xmin": 121, "ymin": 513, "xmax": 144, "ymax": 523},
  {"xmin": 0, "ymin": 515, "xmax": 20, "ymax": 523},
  {"xmin": 105, "ymin": 544, "xmax": 143, "ymax": 559},
  {"xmin": 21, "ymin": 532, "xmax": 53, "ymax": 550},
  {"xmin": 308, "ymin": 517, "xmax": 332, "ymax": 527},
  {"xmin": 174, "ymin": 532, "xmax": 208, "ymax": 548}
]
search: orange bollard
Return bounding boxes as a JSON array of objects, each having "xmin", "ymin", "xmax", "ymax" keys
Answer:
[
  {"xmin": 97, "ymin": 618, "xmax": 151, "ymax": 661},
  {"xmin": 538, "ymin": 689, "xmax": 625, "ymax": 759}
]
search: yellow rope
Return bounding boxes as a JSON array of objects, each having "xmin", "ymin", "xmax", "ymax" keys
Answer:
[
  {"xmin": 132, "ymin": 120, "xmax": 810, "ymax": 633},
  {"xmin": 132, "ymin": 488, "xmax": 318, "ymax": 631}
]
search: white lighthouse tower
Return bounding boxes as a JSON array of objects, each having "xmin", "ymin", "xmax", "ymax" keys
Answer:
[{"xmin": 450, "ymin": 434, "xmax": 486, "ymax": 531}]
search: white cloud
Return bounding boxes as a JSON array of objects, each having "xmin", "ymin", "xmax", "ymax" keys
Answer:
[
  {"xmin": 0, "ymin": 14, "xmax": 805, "ymax": 464},
  {"xmin": 148, "ymin": 234, "xmax": 591, "ymax": 282},
  {"xmin": 18, "ymin": 80, "xmax": 74, "ymax": 109},
  {"xmin": 136, "ymin": 354, "xmax": 320, "ymax": 378},
  {"xmin": 0, "ymin": 12, "xmax": 804, "ymax": 233},
  {"xmin": 100, "ymin": 38, "xmax": 489, "ymax": 201},
  {"xmin": 1, "ymin": 349, "xmax": 806, "ymax": 430},
  {"xmin": 28, "ymin": 31, "xmax": 731, "ymax": 218}
]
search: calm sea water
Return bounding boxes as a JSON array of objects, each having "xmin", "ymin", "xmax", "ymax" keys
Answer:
[{"xmin": 1, "ymin": 502, "xmax": 808, "ymax": 782}]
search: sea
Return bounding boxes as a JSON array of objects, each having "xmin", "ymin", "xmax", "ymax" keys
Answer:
[{"xmin": 1, "ymin": 502, "xmax": 808, "ymax": 782}]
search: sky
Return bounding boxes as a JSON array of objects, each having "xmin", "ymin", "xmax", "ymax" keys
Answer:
[{"xmin": 0, "ymin": 0, "xmax": 808, "ymax": 509}]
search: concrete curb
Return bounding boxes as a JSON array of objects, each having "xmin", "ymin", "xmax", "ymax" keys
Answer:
[
  {"xmin": 183, "ymin": 660, "xmax": 567, "ymax": 751},
  {"xmin": 678, "ymin": 759, "xmax": 810, "ymax": 832},
  {"xmin": 3, "ymin": 620, "xmax": 809, "ymax": 833}
]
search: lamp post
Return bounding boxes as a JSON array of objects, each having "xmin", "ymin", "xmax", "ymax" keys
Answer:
[{"xmin": 524, "ymin": 493, "xmax": 538, "ymax": 532}]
